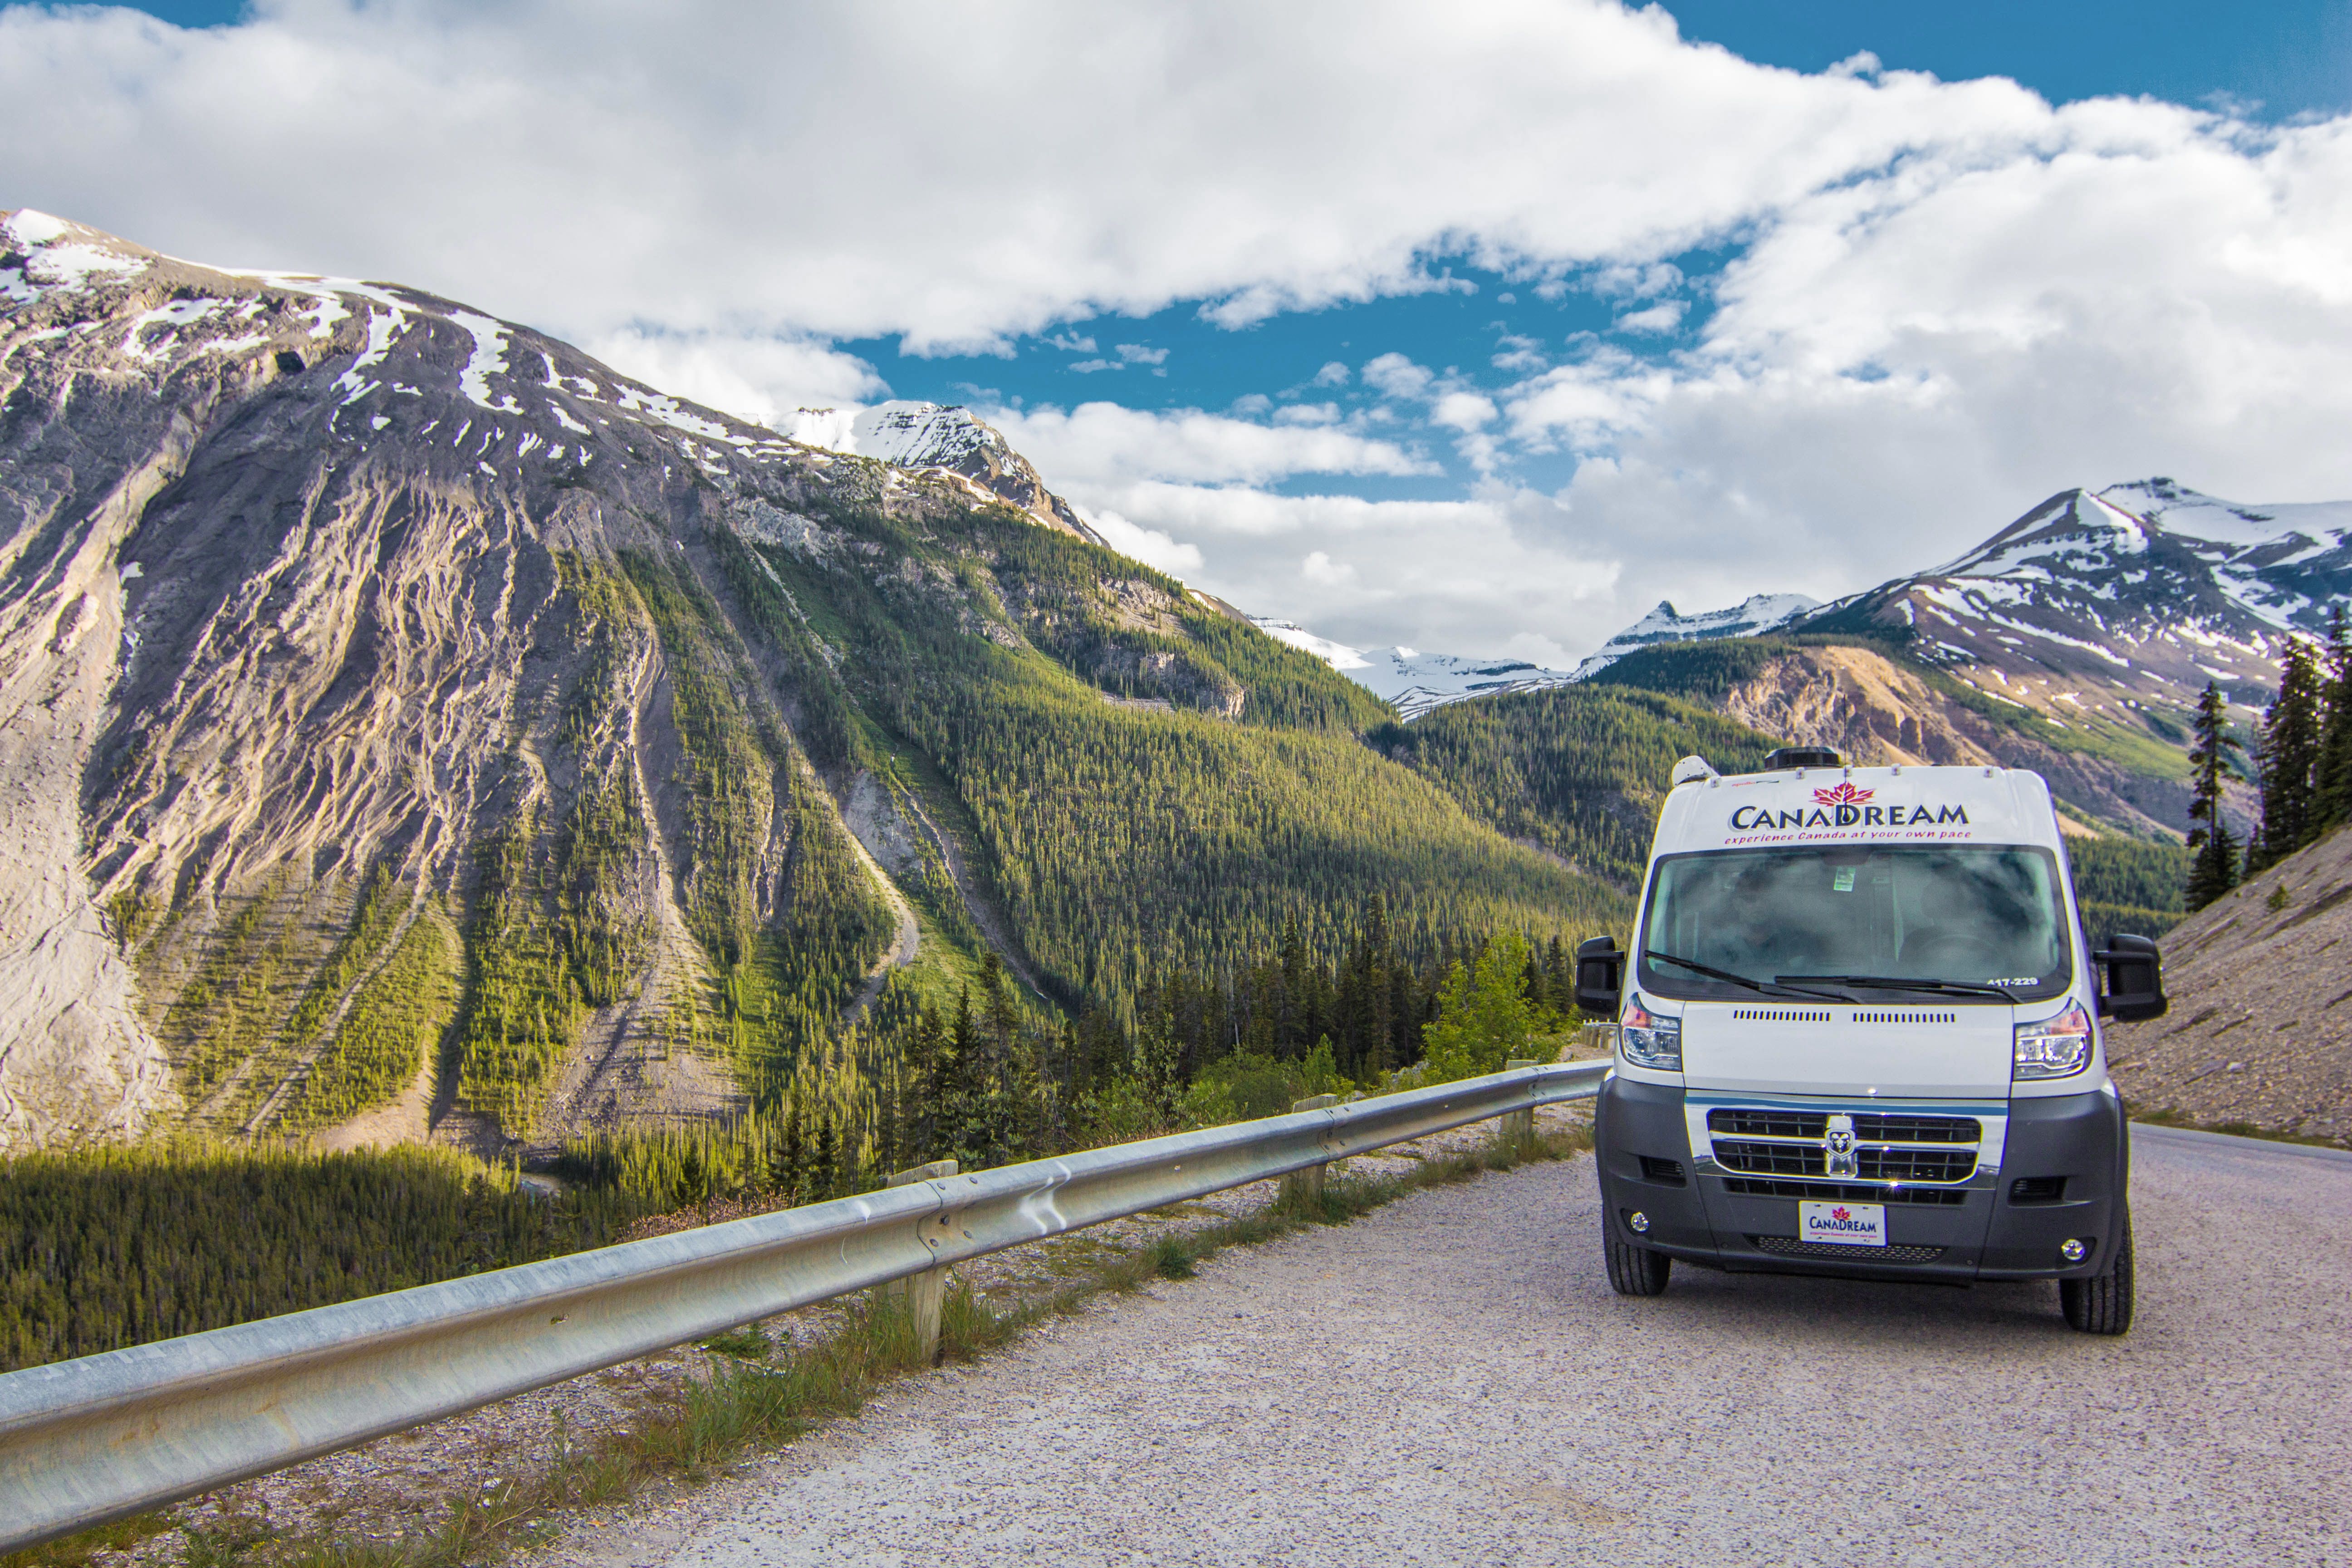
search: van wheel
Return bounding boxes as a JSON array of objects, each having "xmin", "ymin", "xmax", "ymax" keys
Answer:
[
  {"xmin": 2059, "ymin": 1214, "xmax": 2133, "ymax": 1335},
  {"xmin": 1604, "ymin": 1213, "xmax": 1672, "ymax": 1296}
]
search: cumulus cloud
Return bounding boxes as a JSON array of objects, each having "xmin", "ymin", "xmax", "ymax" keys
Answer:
[
  {"xmin": 983, "ymin": 402, "xmax": 1436, "ymax": 488},
  {"xmin": 1362, "ymin": 353, "xmax": 1435, "ymax": 401},
  {"xmin": 584, "ymin": 328, "xmax": 886, "ymax": 427},
  {"xmin": 10, "ymin": 0, "xmax": 2352, "ymax": 659}
]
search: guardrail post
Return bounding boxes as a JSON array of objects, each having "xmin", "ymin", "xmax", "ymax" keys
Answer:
[
  {"xmin": 883, "ymin": 1159, "xmax": 958, "ymax": 1359},
  {"xmin": 1497, "ymin": 1060, "xmax": 1538, "ymax": 1154},
  {"xmin": 1281, "ymin": 1094, "xmax": 1339, "ymax": 1209}
]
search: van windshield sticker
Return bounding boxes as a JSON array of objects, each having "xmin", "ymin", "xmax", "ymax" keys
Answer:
[{"xmin": 1833, "ymin": 868, "xmax": 1856, "ymax": 892}]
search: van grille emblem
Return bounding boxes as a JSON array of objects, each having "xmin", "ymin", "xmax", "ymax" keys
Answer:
[{"xmin": 1823, "ymin": 1113, "xmax": 1858, "ymax": 1178}]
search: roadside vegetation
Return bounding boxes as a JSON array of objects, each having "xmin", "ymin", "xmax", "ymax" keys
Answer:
[{"xmin": 2, "ymin": 1123, "xmax": 1592, "ymax": 1568}]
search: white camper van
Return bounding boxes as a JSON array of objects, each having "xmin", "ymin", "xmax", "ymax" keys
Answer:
[{"xmin": 1574, "ymin": 746, "xmax": 2166, "ymax": 1335}]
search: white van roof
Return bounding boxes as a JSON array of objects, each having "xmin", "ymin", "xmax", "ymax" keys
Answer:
[{"xmin": 1654, "ymin": 764, "xmax": 2063, "ymax": 857}]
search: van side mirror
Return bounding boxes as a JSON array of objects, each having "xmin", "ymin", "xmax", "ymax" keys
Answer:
[
  {"xmin": 2092, "ymin": 933, "xmax": 2166, "ymax": 1022},
  {"xmin": 1574, "ymin": 935, "xmax": 1624, "ymax": 1018}
]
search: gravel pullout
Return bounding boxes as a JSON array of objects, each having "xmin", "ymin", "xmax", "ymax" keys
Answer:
[{"xmin": 530, "ymin": 1134, "xmax": 2350, "ymax": 1568}]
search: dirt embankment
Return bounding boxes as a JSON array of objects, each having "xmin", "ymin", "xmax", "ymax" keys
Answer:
[{"xmin": 2107, "ymin": 827, "xmax": 2352, "ymax": 1145}]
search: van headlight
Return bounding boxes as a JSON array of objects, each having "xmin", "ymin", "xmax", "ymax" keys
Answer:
[
  {"xmin": 1621, "ymin": 998, "xmax": 1682, "ymax": 1071},
  {"xmin": 2014, "ymin": 1002, "xmax": 2094, "ymax": 1080}
]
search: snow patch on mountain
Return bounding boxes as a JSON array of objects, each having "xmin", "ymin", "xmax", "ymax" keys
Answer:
[
  {"xmin": 1249, "ymin": 617, "xmax": 1578, "ymax": 719},
  {"xmin": 1569, "ymin": 592, "xmax": 1820, "ymax": 677}
]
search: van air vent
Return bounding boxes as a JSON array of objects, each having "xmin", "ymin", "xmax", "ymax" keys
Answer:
[
  {"xmin": 1730, "ymin": 1008, "xmax": 1833, "ymax": 1022},
  {"xmin": 1853, "ymin": 1011, "xmax": 1958, "ymax": 1024}
]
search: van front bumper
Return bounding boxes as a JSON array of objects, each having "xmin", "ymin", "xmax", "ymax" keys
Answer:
[{"xmin": 1594, "ymin": 1076, "xmax": 2127, "ymax": 1285}]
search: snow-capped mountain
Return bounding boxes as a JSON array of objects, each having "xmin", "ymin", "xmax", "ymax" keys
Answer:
[
  {"xmin": 790, "ymin": 401, "xmax": 1106, "ymax": 546},
  {"xmin": 1798, "ymin": 479, "xmax": 2352, "ymax": 723},
  {"xmin": 1568, "ymin": 592, "xmax": 1819, "ymax": 677},
  {"xmin": 1250, "ymin": 619, "xmax": 1581, "ymax": 720}
]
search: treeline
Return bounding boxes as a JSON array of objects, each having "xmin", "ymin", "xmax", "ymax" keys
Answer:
[
  {"xmin": 4, "ymin": 909, "xmax": 1581, "ymax": 1372},
  {"xmin": 1371, "ymin": 684, "xmax": 1779, "ymax": 888},
  {"xmin": 0, "ymin": 1139, "xmax": 654, "ymax": 1374},
  {"xmin": 2186, "ymin": 610, "xmax": 2352, "ymax": 907}
]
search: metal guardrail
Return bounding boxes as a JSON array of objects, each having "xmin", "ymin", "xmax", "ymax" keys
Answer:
[{"xmin": 0, "ymin": 1058, "xmax": 1610, "ymax": 1552}]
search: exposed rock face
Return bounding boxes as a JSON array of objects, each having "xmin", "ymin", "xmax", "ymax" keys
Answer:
[
  {"xmin": 2108, "ymin": 827, "xmax": 2352, "ymax": 1145},
  {"xmin": 1710, "ymin": 644, "xmax": 2210, "ymax": 835},
  {"xmin": 1801, "ymin": 481, "xmax": 2352, "ymax": 726},
  {"xmin": 845, "ymin": 402, "xmax": 1107, "ymax": 546},
  {"xmin": 0, "ymin": 211, "xmax": 1325, "ymax": 1152}
]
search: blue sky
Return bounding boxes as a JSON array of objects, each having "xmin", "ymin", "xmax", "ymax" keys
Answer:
[{"xmin": 12, "ymin": 3, "xmax": 2352, "ymax": 662}]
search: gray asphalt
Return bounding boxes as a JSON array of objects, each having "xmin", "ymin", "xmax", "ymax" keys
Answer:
[{"xmin": 604, "ymin": 1129, "xmax": 2351, "ymax": 1567}]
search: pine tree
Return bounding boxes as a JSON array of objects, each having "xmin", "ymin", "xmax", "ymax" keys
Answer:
[
  {"xmin": 2249, "ymin": 638, "xmax": 2326, "ymax": 872},
  {"xmin": 2184, "ymin": 682, "xmax": 2244, "ymax": 911},
  {"xmin": 2314, "ymin": 606, "xmax": 2352, "ymax": 835}
]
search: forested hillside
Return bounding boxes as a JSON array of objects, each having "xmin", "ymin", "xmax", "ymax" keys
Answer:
[
  {"xmin": 1370, "ymin": 686, "xmax": 1779, "ymax": 889},
  {"xmin": 0, "ymin": 211, "xmax": 1615, "ymax": 1158}
]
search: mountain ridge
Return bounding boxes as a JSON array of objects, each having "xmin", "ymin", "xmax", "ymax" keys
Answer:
[{"xmin": 0, "ymin": 209, "xmax": 1616, "ymax": 1152}]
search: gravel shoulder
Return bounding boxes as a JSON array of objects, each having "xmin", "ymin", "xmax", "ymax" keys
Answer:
[{"xmin": 526, "ymin": 1129, "xmax": 2351, "ymax": 1568}]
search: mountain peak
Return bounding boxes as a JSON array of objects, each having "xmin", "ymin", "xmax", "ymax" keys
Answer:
[{"xmin": 794, "ymin": 400, "xmax": 1103, "ymax": 545}]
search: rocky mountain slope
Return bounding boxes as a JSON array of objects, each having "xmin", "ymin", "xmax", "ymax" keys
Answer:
[
  {"xmin": 1585, "ymin": 636, "xmax": 2211, "ymax": 837},
  {"xmin": 0, "ymin": 211, "xmax": 1613, "ymax": 1153},
  {"xmin": 1800, "ymin": 480, "xmax": 2350, "ymax": 729},
  {"xmin": 839, "ymin": 402, "xmax": 1108, "ymax": 546},
  {"xmin": 2107, "ymin": 827, "xmax": 2352, "ymax": 1146}
]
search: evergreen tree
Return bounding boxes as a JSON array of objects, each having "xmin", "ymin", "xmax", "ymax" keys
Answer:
[
  {"xmin": 2184, "ymin": 682, "xmax": 2244, "ymax": 910},
  {"xmin": 2249, "ymin": 639, "xmax": 2326, "ymax": 872},
  {"xmin": 1419, "ymin": 930, "xmax": 1539, "ymax": 1084},
  {"xmin": 2315, "ymin": 606, "xmax": 2352, "ymax": 835}
]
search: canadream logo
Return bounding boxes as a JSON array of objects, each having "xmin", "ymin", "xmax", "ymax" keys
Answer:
[
  {"xmin": 1808, "ymin": 1208, "xmax": 1875, "ymax": 1233},
  {"xmin": 1729, "ymin": 784, "xmax": 1969, "ymax": 831}
]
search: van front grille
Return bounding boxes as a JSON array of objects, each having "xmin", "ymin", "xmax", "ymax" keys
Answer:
[
  {"xmin": 1707, "ymin": 1110, "xmax": 1982, "ymax": 1143},
  {"xmin": 1705, "ymin": 1108, "xmax": 1984, "ymax": 1186},
  {"xmin": 1751, "ymin": 1235, "xmax": 1946, "ymax": 1263}
]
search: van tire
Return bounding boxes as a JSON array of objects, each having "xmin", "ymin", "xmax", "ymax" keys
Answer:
[
  {"xmin": 1604, "ymin": 1214, "xmax": 1673, "ymax": 1296},
  {"xmin": 2059, "ymin": 1214, "xmax": 2133, "ymax": 1335}
]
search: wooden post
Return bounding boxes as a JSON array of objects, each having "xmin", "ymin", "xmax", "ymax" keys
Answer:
[
  {"xmin": 1498, "ymin": 1058, "xmax": 1538, "ymax": 1154},
  {"xmin": 883, "ymin": 1158, "xmax": 957, "ymax": 1359},
  {"xmin": 1281, "ymin": 1094, "xmax": 1339, "ymax": 1209}
]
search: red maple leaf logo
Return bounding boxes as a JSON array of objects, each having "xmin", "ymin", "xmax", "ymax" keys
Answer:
[
  {"xmin": 1813, "ymin": 781, "xmax": 1874, "ymax": 806},
  {"xmin": 1831, "ymin": 1206, "xmax": 1851, "ymax": 1221}
]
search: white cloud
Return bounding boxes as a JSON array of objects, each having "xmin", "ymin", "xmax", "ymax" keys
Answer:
[
  {"xmin": 10, "ymin": 1, "xmax": 2352, "ymax": 662},
  {"xmin": 1114, "ymin": 343, "xmax": 1167, "ymax": 364},
  {"xmin": 583, "ymin": 329, "xmax": 886, "ymax": 427},
  {"xmin": 984, "ymin": 402, "xmax": 1436, "ymax": 487},
  {"xmin": 1302, "ymin": 549, "xmax": 1357, "ymax": 586},
  {"xmin": 1068, "ymin": 358, "xmax": 1118, "ymax": 373},
  {"xmin": 1362, "ymin": 352, "xmax": 1435, "ymax": 401},
  {"xmin": 1273, "ymin": 402, "xmax": 1341, "ymax": 426},
  {"xmin": 1612, "ymin": 299, "xmax": 1685, "ymax": 333},
  {"xmin": 1431, "ymin": 391, "xmax": 1499, "ymax": 432}
]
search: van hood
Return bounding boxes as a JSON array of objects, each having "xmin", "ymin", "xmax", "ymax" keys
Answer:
[{"xmin": 1678, "ymin": 1001, "xmax": 2014, "ymax": 1098}]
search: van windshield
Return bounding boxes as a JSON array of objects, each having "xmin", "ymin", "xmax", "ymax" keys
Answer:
[{"xmin": 1636, "ymin": 844, "xmax": 2073, "ymax": 1003}]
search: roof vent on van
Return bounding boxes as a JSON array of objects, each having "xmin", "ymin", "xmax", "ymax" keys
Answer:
[{"xmin": 1762, "ymin": 746, "xmax": 1843, "ymax": 771}]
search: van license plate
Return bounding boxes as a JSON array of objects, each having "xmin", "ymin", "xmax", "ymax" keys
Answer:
[{"xmin": 1798, "ymin": 1201, "xmax": 1886, "ymax": 1247}]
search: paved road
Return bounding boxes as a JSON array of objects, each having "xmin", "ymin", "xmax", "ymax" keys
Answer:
[{"xmin": 564, "ymin": 1128, "xmax": 2351, "ymax": 1567}]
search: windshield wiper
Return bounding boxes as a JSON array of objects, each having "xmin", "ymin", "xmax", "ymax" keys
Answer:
[
  {"xmin": 1778, "ymin": 973, "xmax": 2019, "ymax": 1002},
  {"xmin": 1645, "ymin": 951, "xmax": 1854, "ymax": 1004}
]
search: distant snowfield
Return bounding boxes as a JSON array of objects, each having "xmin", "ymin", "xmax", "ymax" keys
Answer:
[{"xmin": 1252, "ymin": 591, "xmax": 1818, "ymax": 720}]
